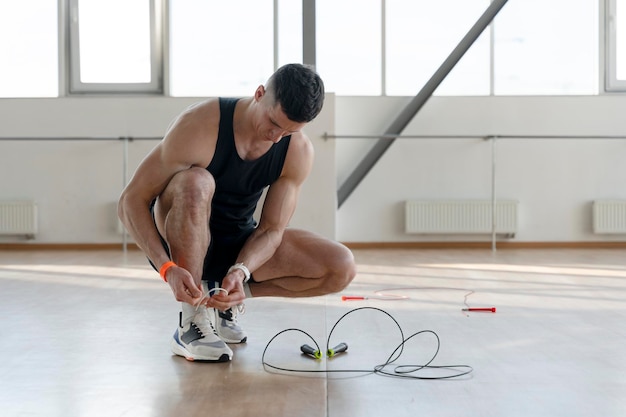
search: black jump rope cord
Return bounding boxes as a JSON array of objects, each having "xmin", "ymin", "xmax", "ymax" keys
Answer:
[{"xmin": 261, "ymin": 307, "xmax": 473, "ymax": 380}]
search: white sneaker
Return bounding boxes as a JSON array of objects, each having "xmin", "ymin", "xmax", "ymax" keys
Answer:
[
  {"xmin": 170, "ymin": 304, "xmax": 233, "ymax": 362},
  {"xmin": 214, "ymin": 306, "xmax": 248, "ymax": 344}
]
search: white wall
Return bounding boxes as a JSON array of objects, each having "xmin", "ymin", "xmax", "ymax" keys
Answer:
[
  {"xmin": 2, "ymin": 94, "xmax": 626, "ymax": 244},
  {"xmin": 336, "ymin": 95, "xmax": 626, "ymax": 242},
  {"xmin": 0, "ymin": 95, "xmax": 336, "ymax": 243}
]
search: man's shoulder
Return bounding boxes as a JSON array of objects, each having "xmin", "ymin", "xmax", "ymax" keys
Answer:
[
  {"xmin": 172, "ymin": 99, "xmax": 223, "ymax": 133},
  {"xmin": 183, "ymin": 98, "xmax": 220, "ymax": 117},
  {"xmin": 281, "ymin": 131, "xmax": 314, "ymax": 180},
  {"xmin": 162, "ymin": 99, "xmax": 223, "ymax": 165},
  {"xmin": 287, "ymin": 131, "xmax": 313, "ymax": 155}
]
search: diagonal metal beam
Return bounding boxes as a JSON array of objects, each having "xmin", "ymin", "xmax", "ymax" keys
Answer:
[{"xmin": 337, "ymin": 0, "xmax": 509, "ymax": 208}]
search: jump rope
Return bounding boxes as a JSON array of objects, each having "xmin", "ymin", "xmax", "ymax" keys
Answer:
[
  {"xmin": 261, "ymin": 287, "xmax": 495, "ymax": 380},
  {"xmin": 342, "ymin": 286, "xmax": 497, "ymax": 314},
  {"xmin": 196, "ymin": 285, "xmax": 492, "ymax": 379}
]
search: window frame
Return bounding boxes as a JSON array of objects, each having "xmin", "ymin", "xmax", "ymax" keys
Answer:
[
  {"xmin": 55, "ymin": 0, "xmax": 619, "ymax": 97},
  {"xmin": 0, "ymin": 0, "xmax": 60, "ymax": 98},
  {"xmin": 606, "ymin": 0, "xmax": 626, "ymax": 91},
  {"xmin": 67, "ymin": 0, "xmax": 163, "ymax": 94}
]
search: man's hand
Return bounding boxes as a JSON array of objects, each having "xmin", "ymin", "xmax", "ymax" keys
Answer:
[
  {"xmin": 165, "ymin": 265, "xmax": 204, "ymax": 305},
  {"xmin": 206, "ymin": 269, "xmax": 246, "ymax": 311}
]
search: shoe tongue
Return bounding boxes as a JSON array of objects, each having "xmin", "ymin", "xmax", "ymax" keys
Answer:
[
  {"xmin": 192, "ymin": 306, "xmax": 216, "ymax": 335},
  {"xmin": 181, "ymin": 303, "xmax": 210, "ymax": 327},
  {"xmin": 193, "ymin": 305, "xmax": 210, "ymax": 321}
]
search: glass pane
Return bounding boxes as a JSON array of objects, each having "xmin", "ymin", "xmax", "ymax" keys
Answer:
[
  {"xmin": 494, "ymin": 0, "xmax": 598, "ymax": 95},
  {"xmin": 386, "ymin": 0, "xmax": 490, "ymax": 96},
  {"xmin": 169, "ymin": 0, "xmax": 273, "ymax": 97},
  {"xmin": 317, "ymin": 0, "xmax": 381, "ymax": 95},
  {"xmin": 278, "ymin": 0, "xmax": 302, "ymax": 66},
  {"xmin": 0, "ymin": 0, "xmax": 58, "ymax": 97},
  {"xmin": 77, "ymin": 0, "xmax": 151, "ymax": 83},
  {"xmin": 618, "ymin": 0, "xmax": 626, "ymax": 80}
]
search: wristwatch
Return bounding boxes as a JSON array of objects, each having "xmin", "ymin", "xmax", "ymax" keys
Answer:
[{"xmin": 228, "ymin": 263, "xmax": 251, "ymax": 283}]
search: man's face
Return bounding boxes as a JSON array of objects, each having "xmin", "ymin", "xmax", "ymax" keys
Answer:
[
  {"xmin": 261, "ymin": 104, "xmax": 306, "ymax": 143},
  {"xmin": 255, "ymin": 86, "xmax": 306, "ymax": 143}
]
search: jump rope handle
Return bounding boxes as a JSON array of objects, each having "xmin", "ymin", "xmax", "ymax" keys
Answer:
[
  {"xmin": 327, "ymin": 343, "xmax": 348, "ymax": 357},
  {"xmin": 301, "ymin": 343, "xmax": 348, "ymax": 358},
  {"xmin": 342, "ymin": 296, "xmax": 365, "ymax": 301},
  {"xmin": 300, "ymin": 344, "xmax": 322, "ymax": 359}
]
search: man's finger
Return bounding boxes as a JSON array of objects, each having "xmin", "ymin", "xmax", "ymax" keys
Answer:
[
  {"xmin": 185, "ymin": 280, "xmax": 203, "ymax": 298},
  {"xmin": 207, "ymin": 292, "xmax": 244, "ymax": 310}
]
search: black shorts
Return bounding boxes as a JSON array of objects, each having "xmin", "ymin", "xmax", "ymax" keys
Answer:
[{"xmin": 148, "ymin": 201, "xmax": 254, "ymax": 285}]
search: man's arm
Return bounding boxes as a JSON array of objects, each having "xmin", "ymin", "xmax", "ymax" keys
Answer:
[
  {"xmin": 118, "ymin": 100, "xmax": 218, "ymax": 303},
  {"xmin": 210, "ymin": 132, "xmax": 314, "ymax": 308}
]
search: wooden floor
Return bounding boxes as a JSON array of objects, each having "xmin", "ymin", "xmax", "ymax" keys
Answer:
[{"xmin": 1, "ymin": 247, "xmax": 626, "ymax": 417}]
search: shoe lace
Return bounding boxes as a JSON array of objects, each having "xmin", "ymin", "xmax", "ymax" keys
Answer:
[
  {"xmin": 195, "ymin": 284, "xmax": 246, "ymax": 322},
  {"xmin": 196, "ymin": 286, "xmax": 228, "ymax": 310},
  {"xmin": 192, "ymin": 307, "xmax": 218, "ymax": 337}
]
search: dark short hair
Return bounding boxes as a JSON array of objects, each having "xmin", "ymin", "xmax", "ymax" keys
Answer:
[{"xmin": 266, "ymin": 64, "xmax": 325, "ymax": 123}]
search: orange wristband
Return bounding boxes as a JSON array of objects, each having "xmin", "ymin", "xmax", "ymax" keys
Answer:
[{"xmin": 159, "ymin": 261, "xmax": 176, "ymax": 282}]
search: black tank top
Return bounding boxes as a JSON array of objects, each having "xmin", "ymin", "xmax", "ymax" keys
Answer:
[{"xmin": 207, "ymin": 97, "xmax": 291, "ymax": 234}]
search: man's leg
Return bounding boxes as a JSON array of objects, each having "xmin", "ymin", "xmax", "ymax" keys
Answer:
[
  {"xmin": 249, "ymin": 229, "xmax": 356, "ymax": 298},
  {"xmin": 154, "ymin": 167, "xmax": 233, "ymax": 362},
  {"xmin": 154, "ymin": 167, "xmax": 213, "ymax": 287}
]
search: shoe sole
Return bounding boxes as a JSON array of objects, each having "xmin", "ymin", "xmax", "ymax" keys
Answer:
[{"xmin": 170, "ymin": 338, "xmax": 232, "ymax": 362}]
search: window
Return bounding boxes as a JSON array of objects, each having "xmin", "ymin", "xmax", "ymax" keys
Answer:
[
  {"xmin": 494, "ymin": 0, "xmax": 598, "ymax": 95},
  {"xmin": 168, "ymin": 0, "xmax": 301, "ymax": 97},
  {"xmin": 169, "ymin": 0, "xmax": 275, "ymax": 97},
  {"xmin": 0, "ymin": 1, "xmax": 611, "ymax": 98},
  {"xmin": 0, "ymin": 0, "xmax": 58, "ymax": 98},
  {"xmin": 316, "ymin": 0, "xmax": 381, "ymax": 96},
  {"xmin": 607, "ymin": 0, "xmax": 626, "ymax": 91},
  {"xmin": 315, "ymin": 0, "xmax": 598, "ymax": 96},
  {"xmin": 385, "ymin": 0, "xmax": 490, "ymax": 96},
  {"xmin": 277, "ymin": 0, "xmax": 303, "ymax": 67},
  {"xmin": 68, "ymin": 0, "xmax": 162, "ymax": 93}
]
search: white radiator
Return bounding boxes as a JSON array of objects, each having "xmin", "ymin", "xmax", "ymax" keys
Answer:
[
  {"xmin": 0, "ymin": 201, "xmax": 38, "ymax": 238},
  {"xmin": 593, "ymin": 200, "xmax": 626, "ymax": 234},
  {"xmin": 405, "ymin": 200, "xmax": 518, "ymax": 235}
]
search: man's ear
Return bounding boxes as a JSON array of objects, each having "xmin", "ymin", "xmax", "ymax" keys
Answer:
[{"xmin": 254, "ymin": 85, "xmax": 265, "ymax": 102}]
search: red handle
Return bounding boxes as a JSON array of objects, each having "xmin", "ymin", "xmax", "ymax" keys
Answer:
[
  {"xmin": 341, "ymin": 296, "xmax": 366, "ymax": 301},
  {"xmin": 464, "ymin": 307, "xmax": 496, "ymax": 312}
]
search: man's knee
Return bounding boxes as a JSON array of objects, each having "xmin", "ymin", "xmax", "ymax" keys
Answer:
[
  {"xmin": 166, "ymin": 167, "xmax": 216, "ymax": 205},
  {"xmin": 324, "ymin": 245, "xmax": 357, "ymax": 293},
  {"xmin": 171, "ymin": 167, "xmax": 215, "ymax": 195},
  {"xmin": 155, "ymin": 169, "xmax": 216, "ymax": 227}
]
